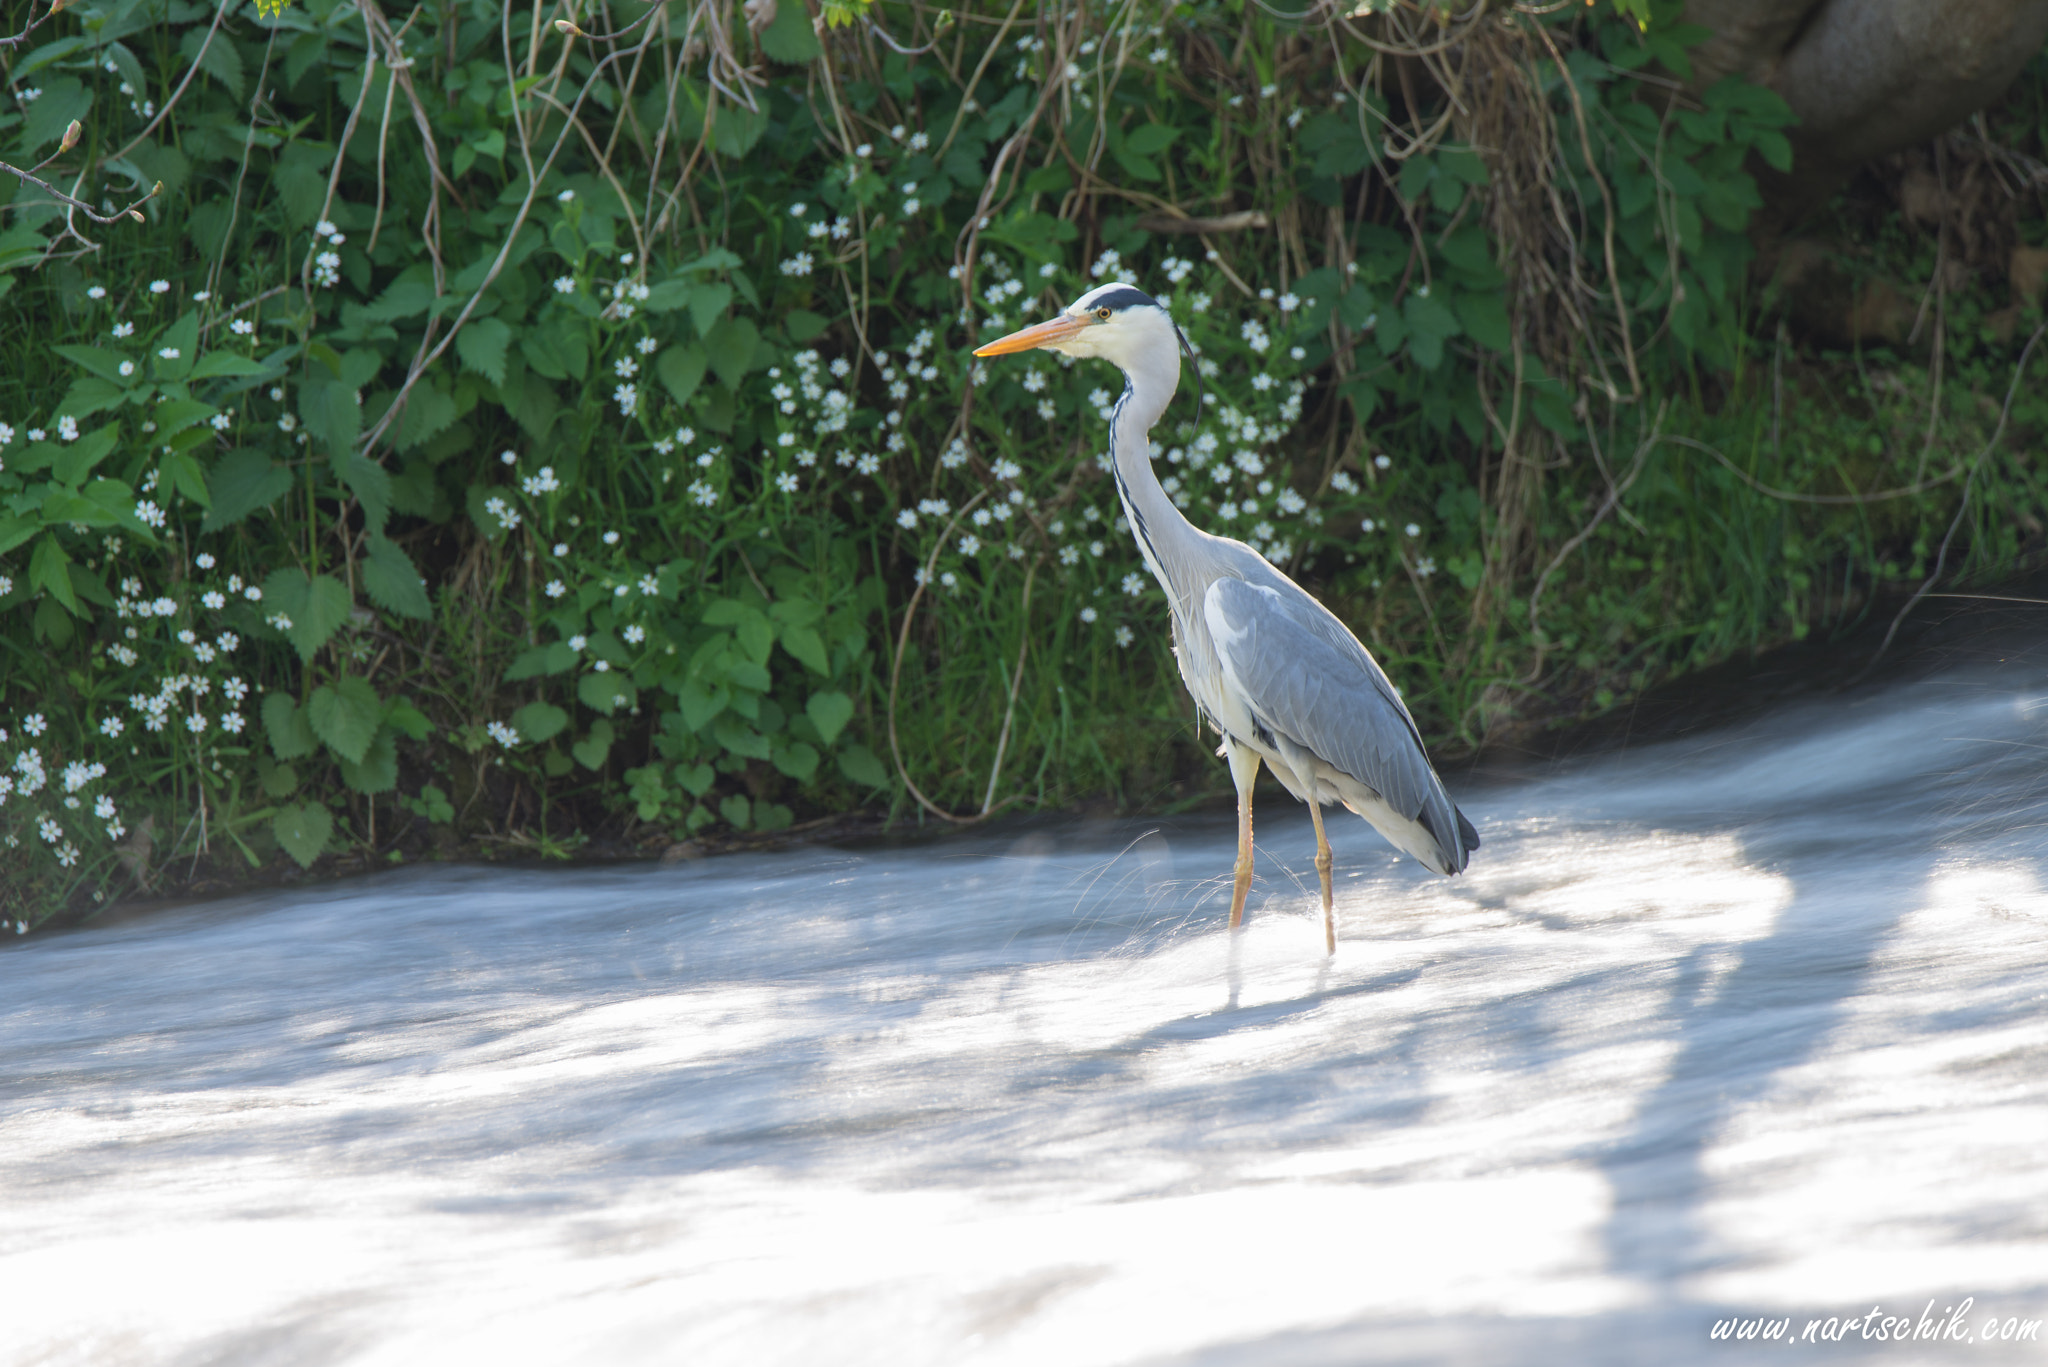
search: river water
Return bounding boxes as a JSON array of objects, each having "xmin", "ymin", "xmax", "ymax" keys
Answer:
[{"xmin": 5, "ymin": 630, "xmax": 2048, "ymax": 1365}]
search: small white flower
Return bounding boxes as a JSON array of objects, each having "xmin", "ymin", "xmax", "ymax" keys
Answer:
[
  {"xmin": 222, "ymin": 712, "xmax": 246, "ymax": 734},
  {"xmin": 487, "ymin": 720, "xmax": 522, "ymax": 746},
  {"xmin": 623, "ymin": 624, "xmax": 646, "ymax": 644},
  {"xmin": 158, "ymin": 347, "xmax": 180, "ymax": 360},
  {"xmin": 557, "ymin": 188, "xmax": 575, "ymax": 202},
  {"xmin": 554, "ymin": 276, "xmax": 576, "ymax": 294},
  {"xmin": 1079, "ymin": 607, "xmax": 1098, "ymax": 623},
  {"xmin": 568, "ymin": 634, "xmax": 587, "ymax": 652},
  {"xmin": 87, "ymin": 285, "xmax": 106, "ymax": 300},
  {"xmin": 776, "ymin": 472, "xmax": 800, "ymax": 494},
  {"xmin": 614, "ymin": 356, "xmax": 638, "ymax": 379},
  {"xmin": 545, "ymin": 579, "xmax": 567, "ymax": 598},
  {"xmin": 636, "ymin": 336, "xmax": 658, "ymax": 356},
  {"xmin": 593, "ymin": 659, "xmax": 611, "ymax": 673},
  {"xmin": 112, "ymin": 322, "xmax": 134, "ymax": 339},
  {"xmin": 150, "ymin": 280, "xmax": 169, "ymax": 294},
  {"xmin": 780, "ymin": 253, "xmax": 816, "ymax": 278},
  {"xmin": 638, "ymin": 574, "xmax": 659, "ymax": 595},
  {"xmin": 1405, "ymin": 522, "xmax": 1420, "ymax": 537},
  {"xmin": 231, "ymin": 318, "xmax": 255, "ymax": 336},
  {"xmin": 134, "ymin": 500, "xmax": 167, "ymax": 529}
]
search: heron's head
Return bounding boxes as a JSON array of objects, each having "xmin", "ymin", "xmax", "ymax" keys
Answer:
[{"xmin": 973, "ymin": 283, "xmax": 1181, "ymax": 373}]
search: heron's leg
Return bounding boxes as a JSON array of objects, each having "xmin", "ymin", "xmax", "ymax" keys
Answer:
[
  {"xmin": 1307, "ymin": 797, "xmax": 1335, "ymax": 955},
  {"xmin": 1226, "ymin": 741, "xmax": 1261, "ymax": 930}
]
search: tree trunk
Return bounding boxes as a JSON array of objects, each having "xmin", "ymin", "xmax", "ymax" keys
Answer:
[{"xmin": 1684, "ymin": 0, "xmax": 2048, "ymax": 215}]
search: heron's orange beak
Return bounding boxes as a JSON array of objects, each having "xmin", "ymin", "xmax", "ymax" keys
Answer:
[{"xmin": 972, "ymin": 312, "xmax": 1091, "ymax": 357}]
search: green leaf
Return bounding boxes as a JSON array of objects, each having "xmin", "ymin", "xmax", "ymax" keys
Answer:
[
  {"xmin": 394, "ymin": 382, "xmax": 458, "ymax": 451},
  {"xmin": 272, "ymin": 802, "xmax": 333, "ymax": 869},
  {"xmin": 571, "ymin": 718, "xmax": 614, "ymax": 770},
  {"xmin": 520, "ymin": 320, "xmax": 589, "ymax": 382},
  {"xmin": 676, "ymin": 762, "xmax": 715, "ymax": 797},
  {"xmin": 152, "ymin": 314, "xmax": 201, "ymax": 382},
  {"xmin": 780, "ymin": 623, "xmax": 829, "ymax": 675},
  {"xmin": 12, "ymin": 76, "xmax": 90, "ymax": 155},
  {"xmin": 786, "ymin": 309, "xmax": 828, "ymax": 342},
  {"xmin": 759, "ymin": 0, "xmax": 823, "ymax": 61},
  {"xmin": 806, "ymin": 690, "xmax": 855, "ymax": 745},
  {"xmin": 201, "ymin": 450, "xmax": 293, "ymax": 532},
  {"xmin": 29, "ymin": 534, "xmax": 77, "ymax": 615},
  {"xmin": 162, "ymin": 451, "xmax": 211, "ymax": 508},
  {"xmin": 361, "ymin": 535, "xmax": 431, "ymax": 619},
  {"xmin": 577, "ymin": 670, "xmax": 635, "ymax": 714},
  {"xmin": 54, "ymin": 376, "xmax": 128, "ymax": 421},
  {"xmin": 455, "ymin": 317, "xmax": 513, "ymax": 386},
  {"xmin": 264, "ymin": 567, "xmax": 353, "ymax": 661},
  {"xmin": 505, "ymin": 641, "xmax": 579, "ymax": 680},
  {"xmin": 706, "ymin": 317, "xmax": 759, "ymax": 390},
  {"xmin": 52, "ymin": 427, "xmax": 120, "ymax": 486},
  {"xmin": 717, "ymin": 793, "xmax": 752, "ymax": 830},
  {"xmin": 308, "ymin": 674, "xmax": 385, "ymax": 765},
  {"xmin": 771, "ymin": 742, "xmax": 819, "ymax": 782},
  {"xmin": 714, "ymin": 718, "xmax": 772, "ymax": 760},
  {"xmin": 658, "ymin": 343, "xmax": 708, "ymax": 407},
  {"xmin": 511, "ymin": 700, "xmax": 568, "ymax": 743},
  {"xmin": 336, "ymin": 451, "xmax": 393, "ymax": 533},
  {"xmin": 54, "ymin": 345, "xmax": 128, "ymax": 383},
  {"xmin": 262, "ymin": 693, "xmax": 319, "ymax": 760},
  {"xmin": 688, "ymin": 282, "xmax": 734, "ymax": 338},
  {"xmin": 837, "ymin": 743, "xmax": 889, "ymax": 788},
  {"xmin": 188, "ymin": 352, "xmax": 279, "ymax": 379},
  {"xmin": 338, "ymin": 729, "xmax": 398, "ymax": 793},
  {"xmin": 1125, "ymin": 123, "xmax": 1179, "ymax": 156},
  {"xmin": 300, "ymin": 381, "xmax": 361, "ymax": 453},
  {"xmin": 1453, "ymin": 291, "xmax": 1512, "ymax": 354},
  {"xmin": 385, "ymin": 697, "xmax": 432, "ymax": 740}
]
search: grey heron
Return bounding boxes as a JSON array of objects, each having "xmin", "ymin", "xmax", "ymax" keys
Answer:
[{"xmin": 974, "ymin": 283, "xmax": 1478, "ymax": 953}]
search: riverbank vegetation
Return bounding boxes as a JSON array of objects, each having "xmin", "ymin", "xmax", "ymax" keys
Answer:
[{"xmin": 2, "ymin": 0, "xmax": 2045, "ymax": 924}]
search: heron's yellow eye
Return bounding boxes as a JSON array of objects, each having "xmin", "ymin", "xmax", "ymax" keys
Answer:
[{"xmin": 1096, "ymin": 306, "xmax": 1112, "ymax": 321}]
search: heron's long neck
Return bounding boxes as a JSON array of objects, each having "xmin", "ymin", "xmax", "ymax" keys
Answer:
[{"xmin": 1107, "ymin": 363, "xmax": 1202, "ymax": 611}]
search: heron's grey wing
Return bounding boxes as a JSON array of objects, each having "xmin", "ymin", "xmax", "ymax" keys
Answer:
[{"xmin": 1203, "ymin": 576, "xmax": 1476, "ymax": 870}]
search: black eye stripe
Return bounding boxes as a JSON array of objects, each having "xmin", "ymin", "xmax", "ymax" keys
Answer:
[{"xmin": 1083, "ymin": 286, "xmax": 1159, "ymax": 315}]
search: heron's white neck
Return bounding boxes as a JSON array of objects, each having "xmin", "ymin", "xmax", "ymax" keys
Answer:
[{"xmin": 1104, "ymin": 341, "xmax": 1200, "ymax": 614}]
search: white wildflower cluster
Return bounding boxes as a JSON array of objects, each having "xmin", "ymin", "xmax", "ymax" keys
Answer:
[
  {"xmin": 520, "ymin": 466, "xmax": 562, "ymax": 496},
  {"xmin": 1089, "ymin": 249, "xmax": 1138, "ymax": 285},
  {"xmin": 311, "ymin": 219, "xmax": 346, "ymax": 288}
]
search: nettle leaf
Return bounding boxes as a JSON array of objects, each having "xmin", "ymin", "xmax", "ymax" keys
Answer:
[
  {"xmin": 29, "ymin": 534, "xmax": 76, "ymax": 614},
  {"xmin": 264, "ymin": 567, "xmax": 353, "ymax": 661},
  {"xmin": 505, "ymin": 641, "xmax": 579, "ymax": 680},
  {"xmin": 456, "ymin": 316, "xmax": 513, "ymax": 386},
  {"xmin": 521, "ymin": 320, "xmax": 589, "ymax": 382},
  {"xmin": 336, "ymin": 451, "xmax": 393, "ymax": 533},
  {"xmin": 13, "ymin": 76, "xmax": 89, "ymax": 155},
  {"xmin": 51, "ymin": 427, "xmax": 120, "ymax": 486},
  {"xmin": 759, "ymin": 0, "xmax": 822, "ymax": 62},
  {"xmin": 299, "ymin": 381, "xmax": 362, "ymax": 453},
  {"xmin": 837, "ymin": 743, "xmax": 889, "ymax": 788},
  {"xmin": 262, "ymin": 693, "xmax": 319, "ymax": 760},
  {"xmin": 572, "ymin": 718, "xmax": 614, "ymax": 770},
  {"xmin": 308, "ymin": 674, "xmax": 384, "ymax": 765},
  {"xmin": 706, "ymin": 317, "xmax": 759, "ymax": 390},
  {"xmin": 338, "ymin": 729, "xmax": 398, "ymax": 794},
  {"xmin": 361, "ymin": 535, "xmax": 431, "ymax": 619},
  {"xmin": 658, "ymin": 342, "xmax": 708, "ymax": 407},
  {"xmin": 688, "ymin": 281, "xmax": 733, "ymax": 337},
  {"xmin": 771, "ymin": 742, "xmax": 819, "ymax": 782},
  {"xmin": 394, "ymin": 382, "xmax": 458, "ymax": 451},
  {"xmin": 189, "ymin": 352, "xmax": 279, "ymax": 380},
  {"xmin": 273, "ymin": 802, "xmax": 333, "ymax": 869},
  {"xmin": 54, "ymin": 345, "xmax": 127, "ymax": 383},
  {"xmin": 511, "ymin": 701, "xmax": 568, "ymax": 743},
  {"xmin": 202, "ymin": 450, "xmax": 293, "ymax": 532},
  {"xmin": 780, "ymin": 624, "xmax": 829, "ymax": 675},
  {"xmin": 806, "ymin": 690, "xmax": 854, "ymax": 745},
  {"xmin": 578, "ymin": 670, "xmax": 635, "ymax": 714}
]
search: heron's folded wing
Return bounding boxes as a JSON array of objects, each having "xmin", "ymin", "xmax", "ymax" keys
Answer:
[{"xmin": 1203, "ymin": 576, "xmax": 1459, "ymax": 844}]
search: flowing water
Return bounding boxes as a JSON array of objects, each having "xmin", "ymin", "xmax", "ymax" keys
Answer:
[{"xmin": 6, "ymin": 627, "xmax": 2048, "ymax": 1366}]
